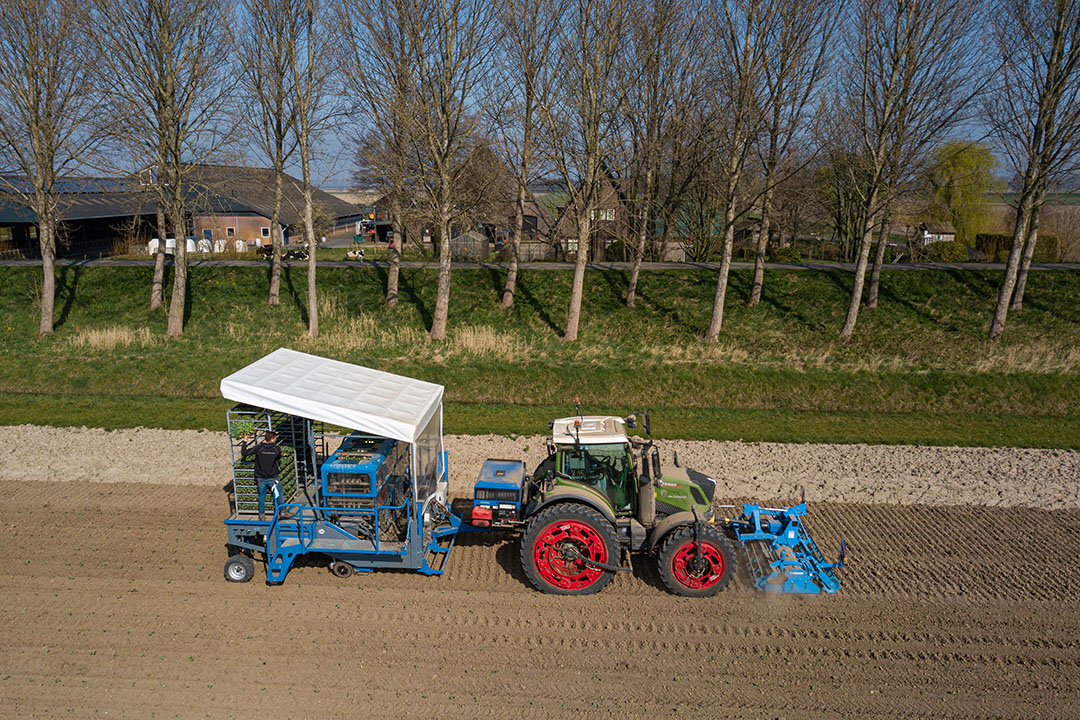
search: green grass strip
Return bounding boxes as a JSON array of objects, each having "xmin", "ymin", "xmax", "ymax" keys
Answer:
[{"xmin": 1, "ymin": 392, "xmax": 1075, "ymax": 449}]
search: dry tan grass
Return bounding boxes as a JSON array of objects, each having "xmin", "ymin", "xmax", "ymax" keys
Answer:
[
  {"xmin": 449, "ymin": 325, "xmax": 534, "ymax": 361},
  {"xmin": 973, "ymin": 340, "xmax": 1080, "ymax": 374},
  {"xmin": 66, "ymin": 326, "xmax": 153, "ymax": 351}
]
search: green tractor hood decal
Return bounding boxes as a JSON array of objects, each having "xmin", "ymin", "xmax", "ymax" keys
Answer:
[{"xmin": 657, "ymin": 465, "xmax": 717, "ymax": 513}]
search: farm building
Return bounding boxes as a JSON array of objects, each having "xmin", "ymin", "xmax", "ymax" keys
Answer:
[
  {"xmin": 917, "ymin": 221, "xmax": 957, "ymax": 246},
  {"xmin": 0, "ymin": 165, "xmax": 362, "ymax": 259}
]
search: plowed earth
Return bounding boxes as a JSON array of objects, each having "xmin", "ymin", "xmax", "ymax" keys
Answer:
[{"xmin": 2, "ymin": 479, "xmax": 1078, "ymax": 719}]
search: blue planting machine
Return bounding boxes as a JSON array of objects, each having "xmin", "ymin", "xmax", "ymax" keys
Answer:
[{"xmin": 219, "ymin": 349, "xmax": 460, "ymax": 585}]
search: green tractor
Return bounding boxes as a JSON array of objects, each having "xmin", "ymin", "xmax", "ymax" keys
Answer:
[{"xmin": 465, "ymin": 409, "xmax": 736, "ymax": 597}]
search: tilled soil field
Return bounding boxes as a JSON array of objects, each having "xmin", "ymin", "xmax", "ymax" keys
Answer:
[{"xmin": 1, "ymin": 428, "xmax": 1079, "ymax": 718}]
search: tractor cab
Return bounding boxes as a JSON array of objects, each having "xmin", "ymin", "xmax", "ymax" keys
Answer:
[
  {"xmin": 541, "ymin": 413, "xmax": 717, "ymax": 523},
  {"xmin": 549, "ymin": 416, "xmax": 636, "ymax": 513}
]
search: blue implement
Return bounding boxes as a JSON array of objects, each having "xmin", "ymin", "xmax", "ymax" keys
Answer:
[{"xmin": 729, "ymin": 502, "xmax": 846, "ymax": 594}]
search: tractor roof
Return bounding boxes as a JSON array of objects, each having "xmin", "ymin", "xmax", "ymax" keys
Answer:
[{"xmin": 550, "ymin": 416, "xmax": 629, "ymax": 445}]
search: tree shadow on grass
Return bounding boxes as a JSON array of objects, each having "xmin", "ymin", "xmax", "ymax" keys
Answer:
[
  {"xmin": 397, "ymin": 268, "xmax": 432, "ymax": 330},
  {"xmin": 597, "ymin": 269, "xmax": 629, "ymax": 307},
  {"xmin": 485, "ymin": 266, "xmax": 505, "ymax": 299},
  {"xmin": 516, "ymin": 272, "xmax": 563, "ymax": 335},
  {"xmin": 635, "ymin": 282, "xmax": 698, "ymax": 334},
  {"xmin": 281, "ymin": 265, "xmax": 308, "ymax": 327},
  {"xmin": 53, "ymin": 265, "xmax": 82, "ymax": 331}
]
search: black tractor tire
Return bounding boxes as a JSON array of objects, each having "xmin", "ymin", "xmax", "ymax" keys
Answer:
[
  {"xmin": 224, "ymin": 553, "xmax": 255, "ymax": 583},
  {"xmin": 521, "ymin": 504, "xmax": 620, "ymax": 596},
  {"xmin": 657, "ymin": 524, "xmax": 735, "ymax": 598}
]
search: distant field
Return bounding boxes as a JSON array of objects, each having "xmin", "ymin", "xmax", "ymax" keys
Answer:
[{"xmin": 0, "ymin": 265, "xmax": 1077, "ymax": 447}]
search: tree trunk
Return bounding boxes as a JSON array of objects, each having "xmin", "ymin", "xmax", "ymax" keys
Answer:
[
  {"xmin": 502, "ymin": 180, "xmax": 526, "ymax": 308},
  {"xmin": 165, "ymin": 200, "xmax": 187, "ymax": 338},
  {"xmin": 867, "ymin": 211, "xmax": 892, "ymax": 309},
  {"xmin": 38, "ymin": 217, "xmax": 56, "ymax": 336},
  {"xmin": 430, "ymin": 214, "xmax": 452, "ymax": 339},
  {"xmin": 303, "ymin": 177, "xmax": 317, "ymax": 338},
  {"xmin": 563, "ymin": 210, "xmax": 591, "ymax": 342},
  {"xmin": 625, "ymin": 215, "xmax": 647, "ymax": 309},
  {"xmin": 1010, "ymin": 194, "xmax": 1045, "ymax": 312},
  {"xmin": 988, "ymin": 184, "xmax": 1037, "ymax": 340},
  {"xmin": 268, "ymin": 168, "xmax": 284, "ymax": 305},
  {"xmin": 839, "ymin": 216, "xmax": 877, "ymax": 339},
  {"xmin": 386, "ymin": 205, "xmax": 402, "ymax": 307},
  {"xmin": 705, "ymin": 196, "xmax": 737, "ymax": 342},
  {"xmin": 626, "ymin": 166, "xmax": 653, "ymax": 309},
  {"xmin": 150, "ymin": 206, "xmax": 167, "ymax": 311},
  {"xmin": 747, "ymin": 184, "xmax": 774, "ymax": 306}
]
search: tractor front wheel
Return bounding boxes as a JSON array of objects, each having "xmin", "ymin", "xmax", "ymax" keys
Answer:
[
  {"xmin": 657, "ymin": 524, "xmax": 735, "ymax": 597},
  {"xmin": 521, "ymin": 504, "xmax": 619, "ymax": 595}
]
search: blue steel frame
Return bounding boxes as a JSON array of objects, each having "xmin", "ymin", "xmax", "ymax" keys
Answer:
[
  {"xmin": 730, "ymin": 502, "xmax": 845, "ymax": 595},
  {"xmin": 223, "ymin": 411, "xmax": 459, "ymax": 583}
]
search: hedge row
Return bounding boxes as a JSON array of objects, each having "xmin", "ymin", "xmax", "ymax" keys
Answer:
[{"xmin": 975, "ymin": 233, "xmax": 1060, "ymax": 262}]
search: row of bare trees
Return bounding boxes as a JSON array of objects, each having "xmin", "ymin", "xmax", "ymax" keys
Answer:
[{"xmin": 2, "ymin": 0, "xmax": 1079, "ymax": 344}]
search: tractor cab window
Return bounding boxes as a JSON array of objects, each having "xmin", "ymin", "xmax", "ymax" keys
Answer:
[{"xmin": 560, "ymin": 443, "xmax": 634, "ymax": 512}]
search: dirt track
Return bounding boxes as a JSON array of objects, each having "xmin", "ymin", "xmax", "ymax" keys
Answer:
[
  {"xmin": 2, "ymin": 478, "xmax": 1079, "ymax": 718},
  {"xmin": 2, "ymin": 427, "xmax": 1079, "ymax": 718}
]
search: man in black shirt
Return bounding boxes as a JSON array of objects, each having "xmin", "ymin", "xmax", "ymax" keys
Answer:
[{"xmin": 241, "ymin": 430, "xmax": 282, "ymax": 521}]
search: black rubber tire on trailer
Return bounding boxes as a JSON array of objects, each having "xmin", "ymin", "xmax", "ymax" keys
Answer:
[
  {"xmin": 657, "ymin": 524, "xmax": 736, "ymax": 598},
  {"xmin": 224, "ymin": 554, "xmax": 255, "ymax": 583},
  {"xmin": 331, "ymin": 561, "xmax": 354, "ymax": 579},
  {"xmin": 520, "ymin": 504, "xmax": 620, "ymax": 596}
]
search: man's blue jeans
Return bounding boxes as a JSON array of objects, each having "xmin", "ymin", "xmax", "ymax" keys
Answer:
[{"xmin": 257, "ymin": 476, "xmax": 280, "ymax": 517}]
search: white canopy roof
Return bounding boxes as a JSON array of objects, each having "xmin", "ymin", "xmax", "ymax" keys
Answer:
[{"xmin": 219, "ymin": 348, "xmax": 443, "ymax": 444}]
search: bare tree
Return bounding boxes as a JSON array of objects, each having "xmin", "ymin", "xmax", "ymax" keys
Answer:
[
  {"xmin": 288, "ymin": 0, "xmax": 337, "ymax": 338},
  {"xmin": 0, "ymin": 0, "xmax": 100, "ymax": 336},
  {"xmin": 339, "ymin": 0, "xmax": 421, "ymax": 308},
  {"xmin": 705, "ymin": 0, "xmax": 772, "ymax": 342},
  {"xmin": 237, "ymin": 0, "xmax": 301, "ymax": 306},
  {"xmin": 746, "ymin": 0, "xmax": 837, "ymax": 306},
  {"xmin": 401, "ymin": 0, "xmax": 500, "ymax": 340},
  {"xmin": 495, "ymin": 0, "xmax": 562, "ymax": 309},
  {"xmin": 621, "ymin": 0, "xmax": 705, "ymax": 308},
  {"xmin": 541, "ymin": 0, "xmax": 629, "ymax": 341},
  {"xmin": 836, "ymin": 0, "xmax": 980, "ymax": 339},
  {"xmin": 91, "ymin": 0, "xmax": 236, "ymax": 337},
  {"xmin": 987, "ymin": 0, "xmax": 1080, "ymax": 337}
]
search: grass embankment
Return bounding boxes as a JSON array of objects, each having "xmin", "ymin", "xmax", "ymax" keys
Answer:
[{"xmin": 0, "ymin": 265, "xmax": 1077, "ymax": 447}]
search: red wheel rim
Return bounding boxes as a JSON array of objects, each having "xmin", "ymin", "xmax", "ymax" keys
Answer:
[
  {"xmin": 671, "ymin": 541, "xmax": 725, "ymax": 590},
  {"xmin": 532, "ymin": 519, "xmax": 608, "ymax": 590}
]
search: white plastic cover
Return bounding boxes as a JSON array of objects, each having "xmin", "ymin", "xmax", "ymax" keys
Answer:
[{"xmin": 219, "ymin": 348, "xmax": 444, "ymax": 444}]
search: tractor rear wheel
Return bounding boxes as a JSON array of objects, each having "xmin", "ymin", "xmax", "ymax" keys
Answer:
[
  {"xmin": 521, "ymin": 504, "xmax": 619, "ymax": 595},
  {"xmin": 224, "ymin": 553, "xmax": 255, "ymax": 583},
  {"xmin": 657, "ymin": 524, "xmax": 735, "ymax": 597}
]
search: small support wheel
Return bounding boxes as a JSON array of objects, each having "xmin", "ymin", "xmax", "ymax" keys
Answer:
[
  {"xmin": 331, "ymin": 561, "xmax": 354, "ymax": 579},
  {"xmin": 224, "ymin": 554, "xmax": 255, "ymax": 583},
  {"xmin": 657, "ymin": 524, "xmax": 735, "ymax": 597}
]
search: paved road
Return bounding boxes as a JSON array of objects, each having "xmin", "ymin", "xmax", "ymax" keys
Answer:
[{"xmin": 2, "ymin": 257, "xmax": 1079, "ymax": 270}]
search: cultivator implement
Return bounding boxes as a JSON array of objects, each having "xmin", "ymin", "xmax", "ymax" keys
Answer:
[{"xmin": 728, "ymin": 501, "xmax": 846, "ymax": 594}]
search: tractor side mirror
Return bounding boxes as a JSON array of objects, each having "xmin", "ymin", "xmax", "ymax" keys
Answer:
[
  {"xmin": 643, "ymin": 411, "xmax": 651, "ymax": 436},
  {"xmin": 651, "ymin": 449, "xmax": 661, "ymax": 479}
]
